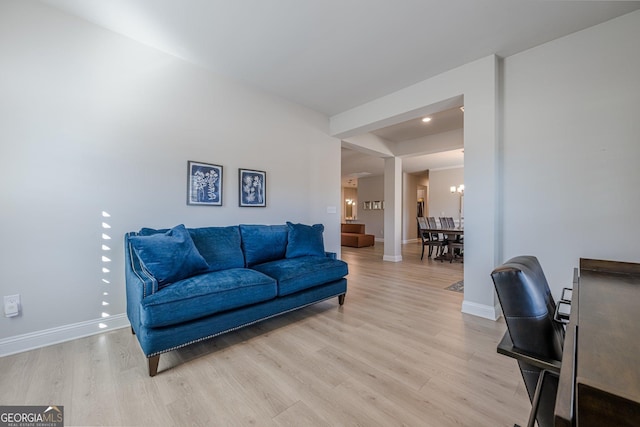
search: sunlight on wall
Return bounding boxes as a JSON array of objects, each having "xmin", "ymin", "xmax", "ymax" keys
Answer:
[{"xmin": 98, "ymin": 211, "xmax": 112, "ymax": 329}]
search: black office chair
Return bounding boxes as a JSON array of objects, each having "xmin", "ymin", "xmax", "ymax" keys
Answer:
[{"xmin": 491, "ymin": 256, "xmax": 565, "ymax": 427}]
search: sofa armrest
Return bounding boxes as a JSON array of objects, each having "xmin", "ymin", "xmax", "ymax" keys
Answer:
[
  {"xmin": 124, "ymin": 233, "xmax": 158, "ymax": 298},
  {"xmin": 325, "ymin": 252, "xmax": 337, "ymax": 260}
]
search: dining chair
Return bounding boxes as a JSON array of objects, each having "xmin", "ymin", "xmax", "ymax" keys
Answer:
[
  {"xmin": 444, "ymin": 217, "xmax": 456, "ymax": 228},
  {"xmin": 448, "ymin": 216, "xmax": 463, "ymax": 261},
  {"xmin": 491, "ymin": 256, "xmax": 565, "ymax": 427},
  {"xmin": 438, "ymin": 217, "xmax": 462, "ymax": 262},
  {"xmin": 426, "ymin": 217, "xmax": 441, "ymax": 241},
  {"xmin": 447, "ymin": 239, "xmax": 463, "ymax": 263},
  {"xmin": 417, "ymin": 217, "xmax": 443, "ymax": 260}
]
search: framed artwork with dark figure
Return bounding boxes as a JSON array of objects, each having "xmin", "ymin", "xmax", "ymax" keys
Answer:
[
  {"xmin": 239, "ymin": 168, "xmax": 266, "ymax": 207},
  {"xmin": 187, "ymin": 161, "xmax": 223, "ymax": 206}
]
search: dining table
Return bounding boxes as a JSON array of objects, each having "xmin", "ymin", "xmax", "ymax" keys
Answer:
[{"xmin": 423, "ymin": 227, "xmax": 463, "ymax": 261}]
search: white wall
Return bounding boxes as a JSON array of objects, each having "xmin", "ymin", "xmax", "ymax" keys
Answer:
[
  {"xmin": 402, "ymin": 173, "xmax": 419, "ymax": 242},
  {"xmin": 351, "ymin": 172, "xmax": 428, "ymax": 243},
  {"xmin": 501, "ymin": 10, "xmax": 640, "ymax": 292},
  {"xmin": 0, "ymin": 2, "xmax": 341, "ymax": 349},
  {"xmin": 356, "ymin": 175, "xmax": 385, "ymax": 239},
  {"xmin": 428, "ymin": 167, "xmax": 464, "ymax": 225}
]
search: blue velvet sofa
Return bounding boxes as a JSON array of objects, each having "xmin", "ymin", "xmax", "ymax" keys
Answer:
[{"xmin": 124, "ymin": 222, "xmax": 348, "ymax": 376}]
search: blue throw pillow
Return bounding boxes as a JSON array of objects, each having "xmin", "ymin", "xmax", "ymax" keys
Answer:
[
  {"xmin": 239, "ymin": 224, "xmax": 289, "ymax": 266},
  {"xmin": 189, "ymin": 226, "xmax": 245, "ymax": 272},
  {"xmin": 285, "ymin": 222, "xmax": 325, "ymax": 258},
  {"xmin": 129, "ymin": 224, "xmax": 209, "ymax": 288},
  {"xmin": 137, "ymin": 227, "xmax": 169, "ymax": 236}
]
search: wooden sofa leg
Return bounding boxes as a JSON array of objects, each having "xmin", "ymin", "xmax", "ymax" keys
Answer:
[
  {"xmin": 338, "ymin": 294, "xmax": 346, "ymax": 305},
  {"xmin": 131, "ymin": 327, "xmax": 135, "ymax": 335},
  {"xmin": 148, "ymin": 355, "xmax": 160, "ymax": 377}
]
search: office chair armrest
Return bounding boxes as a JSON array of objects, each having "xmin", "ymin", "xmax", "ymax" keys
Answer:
[
  {"xmin": 522, "ymin": 368, "xmax": 559, "ymax": 427},
  {"xmin": 497, "ymin": 331, "xmax": 562, "ymax": 374},
  {"xmin": 554, "ymin": 300, "xmax": 571, "ymax": 324},
  {"xmin": 552, "ymin": 286, "xmax": 574, "ymax": 324},
  {"xmin": 560, "ymin": 287, "xmax": 573, "ymax": 303}
]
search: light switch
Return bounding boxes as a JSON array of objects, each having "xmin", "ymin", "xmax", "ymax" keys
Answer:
[{"xmin": 4, "ymin": 294, "xmax": 20, "ymax": 317}]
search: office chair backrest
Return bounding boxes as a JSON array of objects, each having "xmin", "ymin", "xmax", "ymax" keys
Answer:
[{"xmin": 491, "ymin": 255, "xmax": 565, "ymax": 427}]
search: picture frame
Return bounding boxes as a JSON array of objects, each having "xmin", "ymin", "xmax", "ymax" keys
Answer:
[
  {"xmin": 363, "ymin": 201, "xmax": 371, "ymax": 210},
  {"xmin": 239, "ymin": 168, "xmax": 266, "ymax": 207},
  {"xmin": 187, "ymin": 161, "xmax": 223, "ymax": 206}
]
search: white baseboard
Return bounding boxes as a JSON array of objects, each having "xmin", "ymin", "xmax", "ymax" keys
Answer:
[
  {"xmin": 0, "ymin": 313, "xmax": 129, "ymax": 357},
  {"xmin": 461, "ymin": 300, "xmax": 502, "ymax": 321},
  {"xmin": 383, "ymin": 255, "xmax": 403, "ymax": 262}
]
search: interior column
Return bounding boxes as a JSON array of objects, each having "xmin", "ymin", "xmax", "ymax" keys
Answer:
[{"xmin": 383, "ymin": 157, "xmax": 402, "ymax": 262}]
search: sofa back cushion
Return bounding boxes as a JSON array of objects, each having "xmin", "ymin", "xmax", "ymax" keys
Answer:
[
  {"xmin": 240, "ymin": 224, "xmax": 288, "ymax": 267},
  {"xmin": 189, "ymin": 226, "xmax": 245, "ymax": 272},
  {"xmin": 285, "ymin": 222, "xmax": 325, "ymax": 258},
  {"xmin": 129, "ymin": 224, "xmax": 209, "ymax": 289},
  {"xmin": 137, "ymin": 225, "xmax": 245, "ymax": 273},
  {"xmin": 341, "ymin": 223, "xmax": 365, "ymax": 234}
]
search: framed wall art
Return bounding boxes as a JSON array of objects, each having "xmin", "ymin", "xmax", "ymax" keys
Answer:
[
  {"xmin": 239, "ymin": 168, "xmax": 266, "ymax": 207},
  {"xmin": 187, "ymin": 161, "xmax": 223, "ymax": 206}
]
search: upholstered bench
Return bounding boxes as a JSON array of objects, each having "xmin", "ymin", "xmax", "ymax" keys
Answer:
[{"xmin": 341, "ymin": 223, "xmax": 375, "ymax": 247}]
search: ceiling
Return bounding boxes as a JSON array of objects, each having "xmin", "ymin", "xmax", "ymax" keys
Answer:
[
  {"xmin": 42, "ymin": 0, "xmax": 640, "ymax": 117},
  {"xmin": 41, "ymin": 0, "xmax": 640, "ymax": 187},
  {"xmin": 371, "ymin": 107, "xmax": 464, "ymax": 142},
  {"xmin": 341, "ymin": 107, "xmax": 465, "ymax": 187}
]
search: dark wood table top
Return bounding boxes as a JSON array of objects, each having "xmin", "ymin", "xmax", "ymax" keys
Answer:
[
  {"xmin": 422, "ymin": 227, "xmax": 463, "ymax": 234},
  {"xmin": 555, "ymin": 258, "xmax": 640, "ymax": 427}
]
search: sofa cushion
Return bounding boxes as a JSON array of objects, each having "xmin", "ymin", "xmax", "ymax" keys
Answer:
[
  {"xmin": 239, "ymin": 224, "xmax": 288, "ymax": 267},
  {"xmin": 285, "ymin": 222, "xmax": 325, "ymax": 258},
  {"xmin": 252, "ymin": 256, "xmax": 348, "ymax": 297},
  {"xmin": 140, "ymin": 268, "xmax": 277, "ymax": 328},
  {"xmin": 129, "ymin": 224, "xmax": 209, "ymax": 289},
  {"xmin": 189, "ymin": 226, "xmax": 245, "ymax": 272}
]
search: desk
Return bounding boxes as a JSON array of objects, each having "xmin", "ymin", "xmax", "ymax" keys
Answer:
[
  {"xmin": 422, "ymin": 228, "xmax": 463, "ymax": 261},
  {"xmin": 554, "ymin": 258, "xmax": 640, "ymax": 426}
]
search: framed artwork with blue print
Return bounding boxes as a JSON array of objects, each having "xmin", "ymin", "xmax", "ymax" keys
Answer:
[
  {"xmin": 239, "ymin": 168, "xmax": 266, "ymax": 207},
  {"xmin": 187, "ymin": 161, "xmax": 223, "ymax": 206}
]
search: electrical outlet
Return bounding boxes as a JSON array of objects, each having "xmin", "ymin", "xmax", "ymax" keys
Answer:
[{"xmin": 4, "ymin": 294, "xmax": 20, "ymax": 317}]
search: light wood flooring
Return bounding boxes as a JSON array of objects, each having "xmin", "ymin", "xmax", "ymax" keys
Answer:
[{"xmin": 0, "ymin": 242, "xmax": 531, "ymax": 426}]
